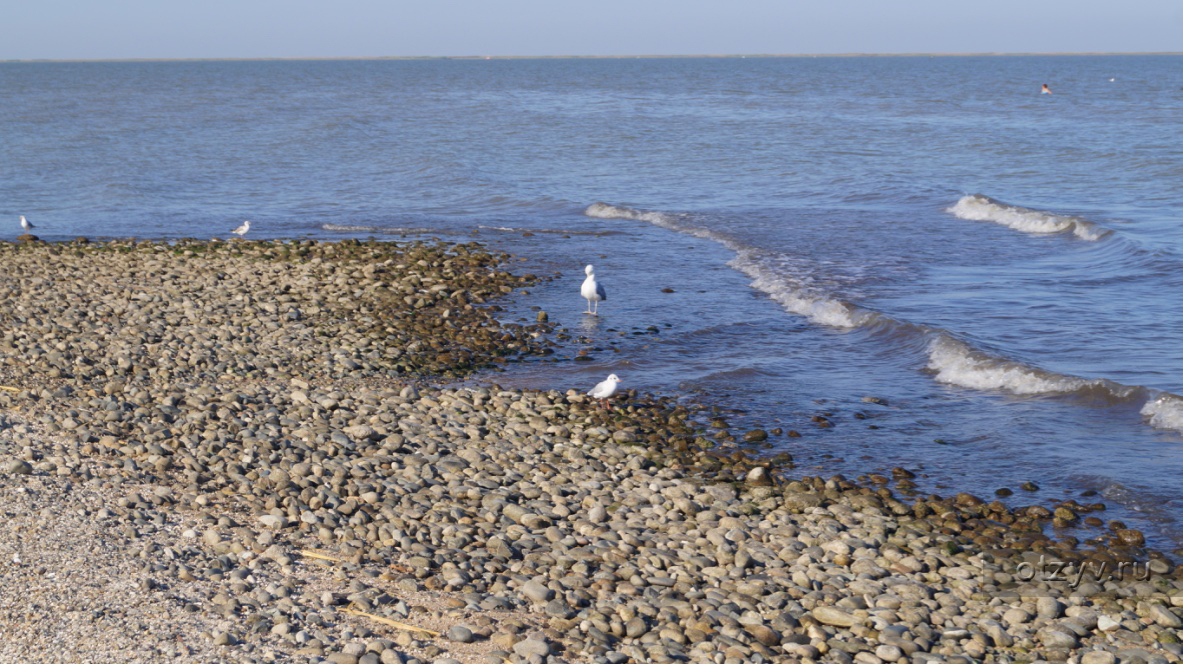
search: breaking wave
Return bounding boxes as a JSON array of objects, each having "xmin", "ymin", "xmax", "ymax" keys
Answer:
[
  {"xmin": 1142, "ymin": 394, "xmax": 1183, "ymax": 432},
  {"xmin": 586, "ymin": 201, "xmax": 1183, "ymax": 433},
  {"xmin": 587, "ymin": 203, "xmax": 876, "ymax": 328},
  {"xmin": 926, "ymin": 335, "xmax": 1144, "ymax": 401},
  {"xmin": 584, "ymin": 202, "xmax": 683, "ymax": 226},
  {"xmin": 947, "ymin": 194, "xmax": 1111, "ymax": 241}
]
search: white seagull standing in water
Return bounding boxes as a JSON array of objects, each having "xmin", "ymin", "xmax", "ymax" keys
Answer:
[
  {"xmin": 231, "ymin": 220, "xmax": 251, "ymax": 237},
  {"xmin": 581, "ymin": 264, "xmax": 607, "ymax": 315},
  {"xmin": 19, "ymin": 215, "xmax": 33, "ymax": 231},
  {"xmin": 588, "ymin": 373, "xmax": 621, "ymax": 410}
]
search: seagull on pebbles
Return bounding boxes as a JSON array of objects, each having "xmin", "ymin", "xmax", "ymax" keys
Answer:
[
  {"xmin": 588, "ymin": 374, "xmax": 621, "ymax": 410},
  {"xmin": 231, "ymin": 220, "xmax": 251, "ymax": 236},
  {"xmin": 581, "ymin": 264, "xmax": 607, "ymax": 315}
]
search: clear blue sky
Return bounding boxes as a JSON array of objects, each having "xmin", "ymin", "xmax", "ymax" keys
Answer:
[{"xmin": 5, "ymin": 0, "xmax": 1181, "ymax": 60}]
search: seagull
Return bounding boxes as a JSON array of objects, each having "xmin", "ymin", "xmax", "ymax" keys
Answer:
[
  {"xmin": 588, "ymin": 374, "xmax": 621, "ymax": 410},
  {"xmin": 581, "ymin": 264, "xmax": 607, "ymax": 315},
  {"xmin": 231, "ymin": 220, "xmax": 251, "ymax": 236},
  {"xmin": 19, "ymin": 215, "xmax": 33, "ymax": 231}
]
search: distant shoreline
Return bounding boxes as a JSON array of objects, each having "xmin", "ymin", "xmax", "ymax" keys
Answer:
[{"xmin": 3, "ymin": 51, "xmax": 1182, "ymax": 64}]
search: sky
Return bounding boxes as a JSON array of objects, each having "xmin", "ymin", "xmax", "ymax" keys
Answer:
[{"xmin": 4, "ymin": 0, "xmax": 1181, "ymax": 60}]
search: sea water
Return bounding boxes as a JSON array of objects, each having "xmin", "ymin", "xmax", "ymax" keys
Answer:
[{"xmin": 3, "ymin": 55, "xmax": 1183, "ymax": 547}]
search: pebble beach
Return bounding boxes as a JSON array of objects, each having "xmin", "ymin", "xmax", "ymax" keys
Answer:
[{"xmin": 2, "ymin": 238, "xmax": 1182, "ymax": 664}]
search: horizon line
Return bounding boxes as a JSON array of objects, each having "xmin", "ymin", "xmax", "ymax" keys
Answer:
[{"xmin": 4, "ymin": 51, "xmax": 1182, "ymax": 64}]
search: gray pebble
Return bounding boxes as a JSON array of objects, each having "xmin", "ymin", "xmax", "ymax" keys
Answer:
[
  {"xmin": 446, "ymin": 625, "xmax": 473, "ymax": 643},
  {"xmin": 3, "ymin": 460, "xmax": 33, "ymax": 475}
]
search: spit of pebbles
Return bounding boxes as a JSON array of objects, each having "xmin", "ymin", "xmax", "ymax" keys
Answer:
[{"xmin": 2, "ymin": 239, "xmax": 1182, "ymax": 664}]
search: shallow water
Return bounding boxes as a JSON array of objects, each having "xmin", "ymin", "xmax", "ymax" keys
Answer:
[{"xmin": 4, "ymin": 55, "xmax": 1183, "ymax": 548}]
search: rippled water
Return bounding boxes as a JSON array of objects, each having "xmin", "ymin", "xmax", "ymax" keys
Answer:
[{"xmin": 4, "ymin": 55, "xmax": 1183, "ymax": 548}]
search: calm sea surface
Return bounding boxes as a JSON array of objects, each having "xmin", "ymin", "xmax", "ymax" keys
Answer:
[{"xmin": 4, "ymin": 55, "xmax": 1183, "ymax": 548}]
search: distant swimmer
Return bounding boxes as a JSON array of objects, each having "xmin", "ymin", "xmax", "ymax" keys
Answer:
[{"xmin": 1041, "ymin": 83, "xmax": 1052, "ymax": 94}]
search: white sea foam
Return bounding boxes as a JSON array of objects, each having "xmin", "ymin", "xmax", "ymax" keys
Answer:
[
  {"xmin": 584, "ymin": 202, "xmax": 685, "ymax": 228},
  {"xmin": 587, "ymin": 200, "xmax": 1183, "ymax": 433},
  {"xmin": 586, "ymin": 203, "xmax": 875, "ymax": 328},
  {"xmin": 1141, "ymin": 394, "xmax": 1183, "ymax": 431},
  {"xmin": 927, "ymin": 333, "xmax": 1183, "ymax": 433},
  {"xmin": 947, "ymin": 194, "xmax": 1109, "ymax": 241},
  {"xmin": 584, "ymin": 202, "xmax": 634, "ymax": 219},
  {"xmin": 476, "ymin": 224, "xmax": 621, "ymax": 236},
  {"xmin": 926, "ymin": 334, "xmax": 1152, "ymax": 408},
  {"xmin": 730, "ymin": 251, "xmax": 873, "ymax": 328},
  {"xmin": 586, "ymin": 202, "xmax": 744, "ymax": 249},
  {"xmin": 322, "ymin": 223, "xmax": 383, "ymax": 231},
  {"xmin": 927, "ymin": 336, "xmax": 1092, "ymax": 394},
  {"xmin": 321, "ymin": 223, "xmax": 436, "ymax": 234}
]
